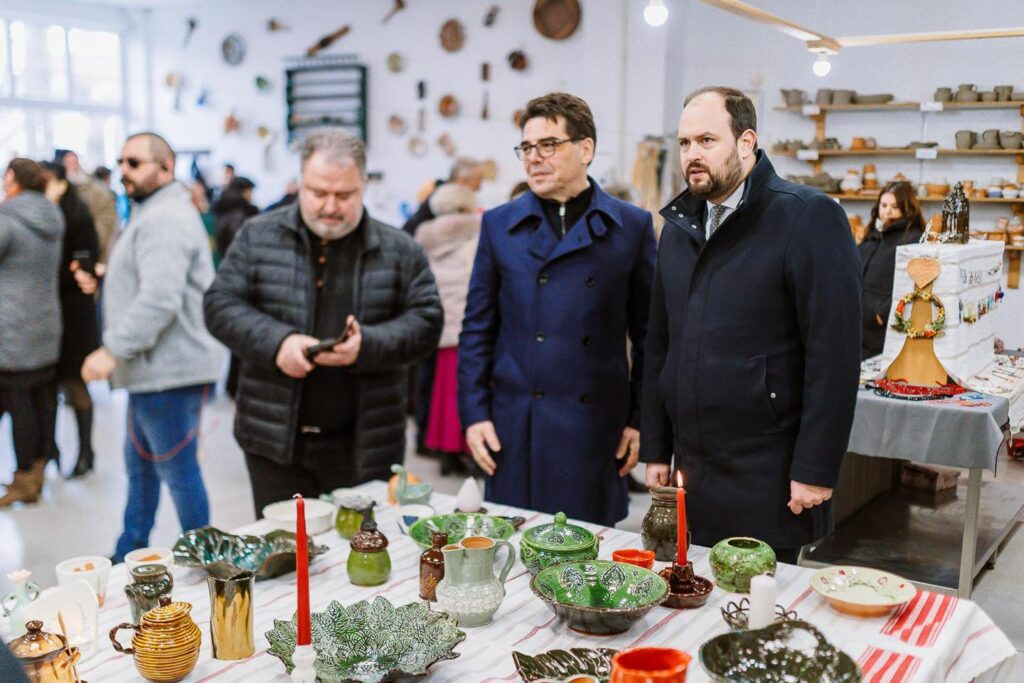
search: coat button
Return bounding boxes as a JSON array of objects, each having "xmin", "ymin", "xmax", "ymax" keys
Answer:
[
  {"xmin": 585, "ymin": 276, "xmax": 596, "ymax": 287},
  {"xmin": 582, "ymin": 336, "xmax": 591, "ymax": 347},
  {"xmin": 579, "ymin": 393, "xmax": 590, "ymax": 404},
  {"xmin": 316, "ymin": 279, "xmax": 324, "ymax": 288},
  {"xmin": 533, "ymin": 390, "xmax": 545, "ymax": 399},
  {"xmin": 770, "ymin": 392, "xmax": 777, "ymax": 399},
  {"xmin": 538, "ymin": 273, "xmax": 549, "ymax": 285},
  {"xmin": 535, "ymin": 332, "xmax": 545, "ymax": 342},
  {"xmin": 317, "ymin": 255, "xmax": 326, "ymax": 265}
]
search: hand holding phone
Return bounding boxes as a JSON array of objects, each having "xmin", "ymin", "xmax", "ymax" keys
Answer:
[
  {"xmin": 71, "ymin": 250, "xmax": 96, "ymax": 276},
  {"xmin": 303, "ymin": 317, "xmax": 357, "ymax": 361}
]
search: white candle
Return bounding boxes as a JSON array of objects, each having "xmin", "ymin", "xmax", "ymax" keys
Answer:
[{"xmin": 748, "ymin": 574, "xmax": 777, "ymax": 629}]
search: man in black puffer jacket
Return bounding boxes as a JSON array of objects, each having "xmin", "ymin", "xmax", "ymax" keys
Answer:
[{"xmin": 204, "ymin": 129, "xmax": 442, "ymax": 514}]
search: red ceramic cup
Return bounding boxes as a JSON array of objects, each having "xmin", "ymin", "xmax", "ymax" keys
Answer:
[
  {"xmin": 612, "ymin": 549, "xmax": 656, "ymax": 570},
  {"xmin": 611, "ymin": 647, "xmax": 691, "ymax": 683}
]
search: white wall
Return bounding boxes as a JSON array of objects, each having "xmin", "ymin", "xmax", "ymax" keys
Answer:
[{"xmin": 140, "ymin": 0, "xmax": 668, "ymax": 221}]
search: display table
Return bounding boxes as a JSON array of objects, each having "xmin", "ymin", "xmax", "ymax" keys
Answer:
[
  {"xmin": 803, "ymin": 355, "xmax": 1024, "ymax": 597},
  {"xmin": 68, "ymin": 481, "xmax": 1014, "ymax": 682}
]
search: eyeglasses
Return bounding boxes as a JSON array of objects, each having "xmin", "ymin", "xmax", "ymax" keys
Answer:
[
  {"xmin": 117, "ymin": 157, "xmax": 161, "ymax": 170},
  {"xmin": 513, "ymin": 137, "xmax": 582, "ymax": 160}
]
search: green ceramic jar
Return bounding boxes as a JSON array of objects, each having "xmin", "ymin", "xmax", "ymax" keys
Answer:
[
  {"xmin": 520, "ymin": 512, "xmax": 600, "ymax": 576},
  {"xmin": 334, "ymin": 495, "xmax": 373, "ymax": 539},
  {"xmin": 640, "ymin": 487, "xmax": 678, "ymax": 562},
  {"xmin": 709, "ymin": 537, "xmax": 776, "ymax": 593},
  {"xmin": 124, "ymin": 564, "xmax": 174, "ymax": 623},
  {"xmin": 347, "ymin": 506, "xmax": 391, "ymax": 587}
]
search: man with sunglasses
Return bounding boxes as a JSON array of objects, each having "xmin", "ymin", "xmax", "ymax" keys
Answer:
[
  {"xmin": 458, "ymin": 92, "xmax": 656, "ymax": 526},
  {"xmin": 80, "ymin": 132, "xmax": 223, "ymax": 562}
]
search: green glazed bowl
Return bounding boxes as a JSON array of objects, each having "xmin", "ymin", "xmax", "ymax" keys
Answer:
[
  {"xmin": 709, "ymin": 537, "xmax": 776, "ymax": 593},
  {"xmin": 530, "ymin": 560, "xmax": 669, "ymax": 635},
  {"xmin": 266, "ymin": 596, "xmax": 465, "ymax": 683},
  {"xmin": 407, "ymin": 513, "xmax": 515, "ymax": 548},
  {"xmin": 520, "ymin": 512, "xmax": 600, "ymax": 576}
]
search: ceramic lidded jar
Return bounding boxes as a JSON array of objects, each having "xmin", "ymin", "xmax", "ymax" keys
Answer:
[
  {"xmin": 10, "ymin": 620, "xmax": 81, "ymax": 683},
  {"xmin": 419, "ymin": 531, "xmax": 449, "ymax": 601},
  {"xmin": 641, "ymin": 487, "xmax": 678, "ymax": 562},
  {"xmin": 520, "ymin": 512, "xmax": 600, "ymax": 576},
  {"xmin": 125, "ymin": 563, "xmax": 174, "ymax": 623},
  {"xmin": 709, "ymin": 537, "xmax": 776, "ymax": 593},
  {"xmin": 109, "ymin": 595, "xmax": 202, "ymax": 683},
  {"xmin": 334, "ymin": 494, "xmax": 374, "ymax": 539},
  {"xmin": 347, "ymin": 505, "xmax": 391, "ymax": 586}
]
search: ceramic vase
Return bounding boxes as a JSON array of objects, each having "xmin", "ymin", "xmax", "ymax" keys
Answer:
[
  {"xmin": 125, "ymin": 564, "xmax": 174, "ymax": 624},
  {"xmin": 709, "ymin": 537, "xmax": 776, "ymax": 593},
  {"xmin": 640, "ymin": 487, "xmax": 678, "ymax": 562},
  {"xmin": 419, "ymin": 532, "xmax": 448, "ymax": 601},
  {"xmin": 2, "ymin": 569, "xmax": 41, "ymax": 636}
]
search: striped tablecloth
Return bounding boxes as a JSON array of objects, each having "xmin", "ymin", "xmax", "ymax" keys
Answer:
[{"xmin": 69, "ymin": 481, "xmax": 1013, "ymax": 682}]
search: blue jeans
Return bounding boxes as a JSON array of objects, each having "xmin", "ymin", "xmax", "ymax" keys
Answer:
[{"xmin": 113, "ymin": 384, "xmax": 211, "ymax": 561}]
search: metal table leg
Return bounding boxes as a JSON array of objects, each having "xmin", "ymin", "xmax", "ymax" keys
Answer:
[{"xmin": 958, "ymin": 467, "xmax": 983, "ymax": 598}]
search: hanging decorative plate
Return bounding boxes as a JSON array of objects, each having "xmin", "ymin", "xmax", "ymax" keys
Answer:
[
  {"xmin": 507, "ymin": 50, "xmax": 529, "ymax": 71},
  {"xmin": 438, "ymin": 94, "xmax": 459, "ymax": 118},
  {"xmin": 533, "ymin": 0, "xmax": 582, "ymax": 41},
  {"xmin": 254, "ymin": 75, "xmax": 272, "ymax": 92},
  {"xmin": 440, "ymin": 19, "xmax": 466, "ymax": 52},
  {"xmin": 386, "ymin": 52, "xmax": 404, "ymax": 73},
  {"xmin": 388, "ymin": 115, "xmax": 407, "ymax": 135},
  {"xmin": 437, "ymin": 133, "xmax": 457, "ymax": 157},
  {"xmin": 409, "ymin": 137, "xmax": 428, "ymax": 157},
  {"xmin": 221, "ymin": 33, "xmax": 246, "ymax": 65}
]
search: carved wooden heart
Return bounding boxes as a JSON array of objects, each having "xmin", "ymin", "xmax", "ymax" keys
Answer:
[{"xmin": 907, "ymin": 258, "xmax": 941, "ymax": 289}]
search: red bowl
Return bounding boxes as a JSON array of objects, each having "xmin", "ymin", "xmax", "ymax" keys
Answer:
[{"xmin": 612, "ymin": 549, "xmax": 655, "ymax": 570}]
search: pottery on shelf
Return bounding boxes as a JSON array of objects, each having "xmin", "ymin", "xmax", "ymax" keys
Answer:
[
  {"xmin": 173, "ymin": 526, "xmax": 328, "ymax": 581},
  {"xmin": 2, "ymin": 569, "xmax": 41, "ymax": 636},
  {"xmin": 347, "ymin": 504, "xmax": 391, "ymax": 587},
  {"xmin": 266, "ymin": 597, "xmax": 465, "ymax": 683},
  {"xmin": 709, "ymin": 537, "xmax": 776, "ymax": 593},
  {"xmin": 698, "ymin": 620, "xmax": 861, "ymax": 683},
  {"xmin": 9, "ymin": 620, "xmax": 83, "ymax": 683},
  {"xmin": 407, "ymin": 512, "xmax": 515, "ymax": 548},
  {"xmin": 455, "ymin": 476, "xmax": 484, "ymax": 512},
  {"xmin": 419, "ymin": 531, "xmax": 448, "ymax": 601},
  {"xmin": 520, "ymin": 511, "xmax": 600, "ymax": 576},
  {"xmin": 811, "ymin": 566, "xmax": 917, "ymax": 617},
  {"xmin": 530, "ymin": 561, "xmax": 669, "ymax": 635},
  {"xmin": 513, "ymin": 647, "xmax": 618, "ymax": 682},
  {"xmin": 390, "ymin": 464, "xmax": 432, "ymax": 505},
  {"xmin": 109, "ymin": 595, "xmax": 202, "ymax": 683},
  {"xmin": 125, "ymin": 564, "xmax": 174, "ymax": 624},
  {"xmin": 435, "ymin": 535, "xmax": 515, "ymax": 627}
]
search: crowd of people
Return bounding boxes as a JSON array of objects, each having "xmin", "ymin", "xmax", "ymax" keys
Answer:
[{"xmin": 2, "ymin": 86, "xmax": 911, "ymax": 564}]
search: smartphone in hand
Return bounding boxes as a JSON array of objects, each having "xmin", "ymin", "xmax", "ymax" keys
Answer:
[
  {"xmin": 303, "ymin": 317, "xmax": 356, "ymax": 361},
  {"xmin": 72, "ymin": 250, "xmax": 96, "ymax": 276}
]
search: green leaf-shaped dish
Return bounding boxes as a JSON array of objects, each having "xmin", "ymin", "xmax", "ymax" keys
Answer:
[
  {"xmin": 266, "ymin": 596, "xmax": 466, "ymax": 683},
  {"xmin": 172, "ymin": 526, "xmax": 329, "ymax": 581},
  {"xmin": 407, "ymin": 513, "xmax": 515, "ymax": 548},
  {"xmin": 513, "ymin": 647, "xmax": 617, "ymax": 682},
  {"xmin": 530, "ymin": 560, "xmax": 669, "ymax": 635}
]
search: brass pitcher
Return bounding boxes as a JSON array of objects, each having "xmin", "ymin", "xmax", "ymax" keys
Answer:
[
  {"xmin": 9, "ymin": 620, "xmax": 84, "ymax": 683},
  {"xmin": 109, "ymin": 595, "xmax": 201, "ymax": 683},
  {"xmin": 206, "ymin": 569, "xmax": 255, "ymax": 660}
]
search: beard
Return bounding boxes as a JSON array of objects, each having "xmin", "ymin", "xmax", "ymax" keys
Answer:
[
  {"xmin": 685, "ymin": 147, "xmax": 743, "ymax": 201},
  {"xmin": 304, "ymin": 206, "xmax": 362, "ymax": 240}
]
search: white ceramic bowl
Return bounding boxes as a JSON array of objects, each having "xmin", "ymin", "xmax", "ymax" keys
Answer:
[
  {"xmin": 55, "ymin": 556, "xmax": 111, "ymax": 607},
  {"xmin": 263, "ymin": 498, "xmax": 335, "ymax": 535},
  {"xmin": 124, "ymin": 547, "xmax": 174, "ymax": 573},
  {"xmin": 397, "ymin": 504, "xmax": 436, "ymax": 535}
]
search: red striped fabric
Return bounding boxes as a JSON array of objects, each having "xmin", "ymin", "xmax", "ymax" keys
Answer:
[
  {"xmin": 881, "ymin": 590, "xmax": 957, "ymax": 646},
  {"xmin": 858, "ymin": 646, "xmax": 922, "ymax": 683}
]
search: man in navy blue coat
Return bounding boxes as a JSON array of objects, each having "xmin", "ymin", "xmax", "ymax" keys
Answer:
[
  {"xmin": 458, "ymin": 93, "xmax": 656, "ymax": 526},
  {"xmin": 641, "ymin": 87, "xmax": 861, "ymax": 561}
]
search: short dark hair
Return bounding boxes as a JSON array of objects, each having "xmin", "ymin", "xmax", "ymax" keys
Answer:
[
  {"xmin": 40, "ymin": 160, "xmax": 67, "ymax": 182},
  {"xmin": 125, "ymin": 131, "xmax": 175, "ymax": 169},
  {"xmin": 684, "ymin": 86, "xmax": 757, "ymax": 143},
  {"xmin": 520, "ymin": 92, "xmax": 597, "ymax": 149},
  {"xmin": 6, "ymin": 158, "xmax": 49, "ymax": 192}
]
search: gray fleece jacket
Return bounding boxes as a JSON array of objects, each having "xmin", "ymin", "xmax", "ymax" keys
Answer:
[
  {"xmin": 103, "ymin": 181, "xmax": 223, "ymax": 392},
  {"xmin": 0, "ymin": 192, "xmax": 65, "ymax": 372}
]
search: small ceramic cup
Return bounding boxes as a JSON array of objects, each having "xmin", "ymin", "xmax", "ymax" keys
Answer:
[
  {"xmin": 611, "ymin": 647, "xmax": 692, "ymax": 683},
  {"xmin": 397, "ymin": 504, "xmax": 435, "ymax": 535},
  {"xmin": 55, "ymin": 556, "xmax": 111, "ymax": 607},
  {"xmin": 612, "ymin": 549, "xmax": 656, "ymax": 570},
  {"xmin": 124, "ymin": 547, "xmax": 173, "ymax": 573}
]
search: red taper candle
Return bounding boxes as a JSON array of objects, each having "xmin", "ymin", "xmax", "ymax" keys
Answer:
[
  {"xmin": 293, "ymin": 493, "xmax": 311, "ymax": 646},
  {"xmin": 674, "ymin": 469, "xmax": 688, "ymax": 565}
]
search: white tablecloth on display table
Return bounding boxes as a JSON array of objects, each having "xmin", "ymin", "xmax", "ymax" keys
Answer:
[{"xmin": 66, "ymin": 481, "xmax": 1013, "ymax": 683}]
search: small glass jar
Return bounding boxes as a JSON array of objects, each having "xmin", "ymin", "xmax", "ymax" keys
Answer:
[
  {"xmin": 641, "ymin": 487, "xmax": 679, "ymax": 562},
  {"xmin": 124, "ymin": 563, "xmax": 174, "ymax": 623}
]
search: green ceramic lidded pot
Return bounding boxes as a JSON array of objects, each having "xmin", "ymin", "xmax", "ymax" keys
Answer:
[
  {"xmin": 709, "ymin": 537, "xmax": 776, "ymax": 593},
  {"xmin": 520, "ymin": 512, "xmax": 600, "ymax": 576},
  {"xmin": 347, "ymin": 505, "xmax": 391, "ymax": 586},
  {"xmin": 334, "ymin": 494, "xmax": 374, "ymax": 539}
]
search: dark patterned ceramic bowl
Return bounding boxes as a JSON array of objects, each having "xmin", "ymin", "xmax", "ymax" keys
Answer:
[
  {"xmin": 530, "ymin": 561, "xmax": 669, "ymax": 635},
  {"xmin": 266, "ymin": 597, "xmax": 465, "ymax": 683},
  {"xmin": 172, "ymin": 526, "xmax": 328, "ymax": 581}
]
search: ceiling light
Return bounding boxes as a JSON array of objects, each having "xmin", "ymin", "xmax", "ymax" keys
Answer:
[
  {"xmin": 812, "ymin": 53, "xmax": 831, "ymax": 77},
  {"xmin": 644, "ymin": 0, "xmax": 669, "ymax": 27}
]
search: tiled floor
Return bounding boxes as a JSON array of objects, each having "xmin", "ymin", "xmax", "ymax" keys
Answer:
[{"xmin": 1, "ymin": 385, "xmax": 1021, "ymax": 678}]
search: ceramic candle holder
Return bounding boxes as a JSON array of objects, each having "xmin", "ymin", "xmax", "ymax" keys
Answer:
[{"xmin": 658, "ymin": 561, "xmax": 713, "ymax": 609}]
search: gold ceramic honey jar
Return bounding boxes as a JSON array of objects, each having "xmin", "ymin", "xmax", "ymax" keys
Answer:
[
  {"xmin": 109, "ymin": 595, "xmax": 201, "ymax": 683},
  {"xmin": 9, "ymin": 620, "xmax": 83, "ymax": 683}
]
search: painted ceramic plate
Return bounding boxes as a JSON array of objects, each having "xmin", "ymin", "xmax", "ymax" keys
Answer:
[
  {"xmin": 266, "ymin": 597, "xmax": 465, "ymax": 683},
  {"xmin": 513, "ymin": 647, "xmax": 617, "ymax": 682},
  {"xmin": 407, "ymin": 513, "xmax": 515, "ymax": 548},
  {"xmin": 811, "ymin": 566, "xmax": 917, "ymax": 617}
]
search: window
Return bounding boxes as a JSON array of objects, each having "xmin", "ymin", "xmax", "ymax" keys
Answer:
[{"xmin": 0, "ymin": 16, "xmax": 125, "ymax": 167}]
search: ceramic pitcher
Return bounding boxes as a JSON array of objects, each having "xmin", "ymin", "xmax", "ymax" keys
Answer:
[
  {"xmin": 435, "ymin": 535, "xmax": 515, "ymax": 627},
  {"xmin": 2, "ymin": 569, "xmax": 40, "ymax": 635}
]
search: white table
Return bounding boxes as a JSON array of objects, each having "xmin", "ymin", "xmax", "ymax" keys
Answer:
[{"xmin": 73, "ymin": 481, "xmax": 1014, "ymax": 682}]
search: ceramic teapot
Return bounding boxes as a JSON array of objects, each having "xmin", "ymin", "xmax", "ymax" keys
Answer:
[
  {"xmin": 435, "ymin": 535, "xmax": 515, "ymax": 626},
  {"xmin": 110, "ymin": 595, "xmax": 201, "ymax": 683},
  {"xmin": 9, "ymin": 620, "xmax": 83, "ymax": 683}
]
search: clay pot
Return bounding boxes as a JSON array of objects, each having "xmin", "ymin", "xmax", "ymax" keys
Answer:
[
  {"xmin": 999, "ymin": 131, "xmax": 1023, "ymax": 149},
  {"xmin": 933, "ymin": 87, "xmax": 952, "ymax": 102},
  {"xmin": 832, "ymin": 89, "xmax": 855, "ymax": 105},
  {"xmin": 955, "ymin": 84, "xmax": 979, "ymax": 102},
  {"xmin": 994, "ymin": 85, "xmax": 1013, "ymax": 101},
  {"xmin": 955, "ymin": 130, "xmax": 977, "ymax": 150},
  {"xmin": 980, "ymin": 91, "xmax": 997, "ymax": 102},
  {"xmin": 815, "ymin": 89, "xmax": 832, "ymax": 105}
]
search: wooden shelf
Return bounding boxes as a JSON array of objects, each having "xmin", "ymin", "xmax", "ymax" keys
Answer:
[
  {"xmin": 775, "ymin": 100, "xmax": 1024, "ymax": 114},
  {"xmin": 778, "ymin": 148, "xmax": 1024, "ymax": 158},
  {"xmin": 827, "ymin": 193, "xmax": 1024, "ymax": 204}
]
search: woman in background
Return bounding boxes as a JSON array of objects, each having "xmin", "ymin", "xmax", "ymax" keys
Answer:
[{"xmin": 859, "ymin": 181, "xmax": 926, "ymax": 359}]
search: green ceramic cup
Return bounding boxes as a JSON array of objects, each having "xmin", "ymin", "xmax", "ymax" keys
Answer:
[
  {"xmin": 709, "ymin": 537, "xmax": 776, "ymax": 593},
  {"xmin": 347, "ymin": 550, "xmax": 391, "ymax": 586}
]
